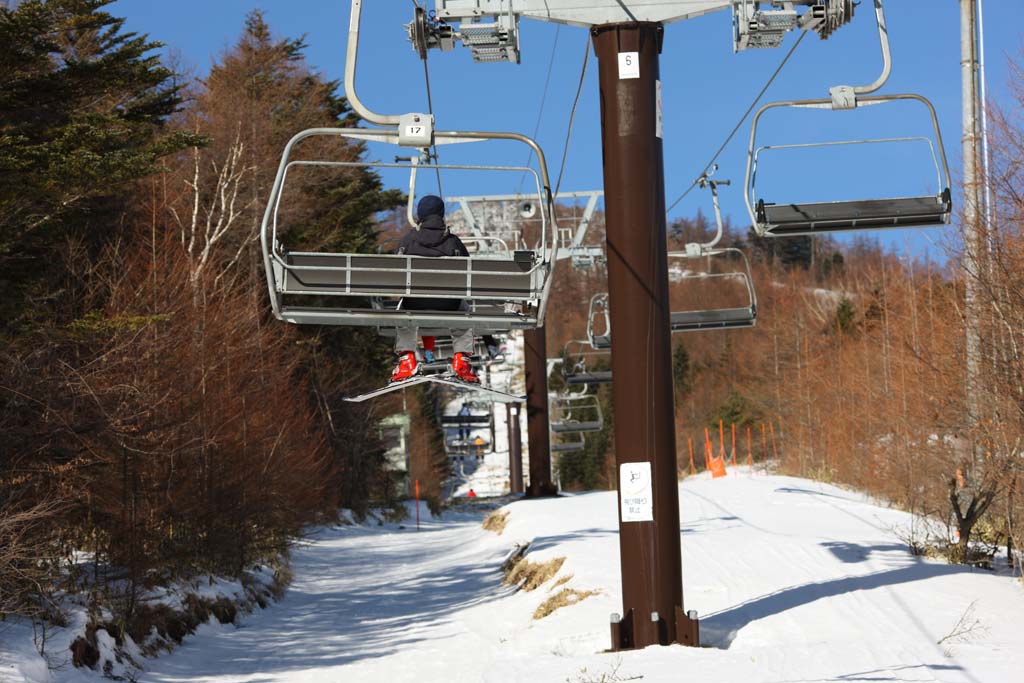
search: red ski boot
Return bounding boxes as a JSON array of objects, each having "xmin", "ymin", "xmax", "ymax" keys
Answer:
[
  {"xmin": 390, "ymin": 351, "xmax": 418, "ymax": 383},
  {"xmin": 451, "ymin": 352, "xmax": 479, "ymax": 384}
]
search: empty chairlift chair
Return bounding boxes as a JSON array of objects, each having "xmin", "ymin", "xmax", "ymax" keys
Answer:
[
  {"xmin": 550, "ymin": 393, "xmax": 604, "ymax": 434},
  {"xmin": 587, "ymin": 293, "xmax": 611, "ymax": 350},
  {"xmin": 260, "ymin": 128, "xmax": 559, "ymax": 333},
  {"xmin": 671, "ymin": 171, "xmax": 757, "ymax": 331},
  {"xmin": 668, "ymin": 248, "xmax": 758, "ymax": 332},
  {"xmin": 550, "ymin": 429, "xmax": 586, "ymax": 454},
  {"xmin": 744, "ymin": 0, "xmax": 952, "ymax": 237}
]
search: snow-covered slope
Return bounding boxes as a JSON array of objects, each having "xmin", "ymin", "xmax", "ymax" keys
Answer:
[{"xmin": 5, "ymin": 472, "xmax": 1023, "ymax": 683}]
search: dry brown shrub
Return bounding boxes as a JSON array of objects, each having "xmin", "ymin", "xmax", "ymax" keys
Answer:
[
  {"xmin": 533, "ymin": 587, "xmax": 599, "ymax": 620},
  {"xmin": 503, "ymin": 555, "xmax": 565, "ymax": 592},
  {"xmin": 482, "ymin": 510, "xmax": 509, "ymax": 534}
]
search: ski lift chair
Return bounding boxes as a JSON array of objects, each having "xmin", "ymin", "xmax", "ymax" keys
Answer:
[
  {"xmin": 440, "ymin": 413, "xmax": 492, "ymax": 428},
  {"xmin": 671, "ymin": 169, "xmax": 757, "ymax": 331},
  {"xmin": 549, "ymin": 393, "xmax": 604, "ymax": 434},
  {"xmin": 587, "ymin": 293, "xmax": 612, "ymax": 350},
  {"xmin": 669, "ymin": 249, "xmax": 758, "ymax": 331},
  {"xmin": 260, "ymin": 128, "xmax": 559, "ymax": 331},
  {"xmin": 744, "ymin": 0, "xmax": 952, "ymax": 237},
  {"xmin": 558, "ymin": 343, "xmax": 613, "ymax": 385},
  {"xmin": 550, "ymin": 429, "xmax": 586, "ymax": 454}
]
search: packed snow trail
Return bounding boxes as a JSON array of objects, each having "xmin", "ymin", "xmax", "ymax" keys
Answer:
[{"xmin": 12, "ymin": 472, "xmax": 1021, "ymax": 682}]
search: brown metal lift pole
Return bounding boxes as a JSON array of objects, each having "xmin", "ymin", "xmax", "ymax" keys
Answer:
[
  {"xmin": 524, "ymin": 327, "xmax": 557, "ymax": 497},
  {"xmin": 592, "ymin": 23, "xmax": 698, "ymax": 650},
  {"xmin": 506, "ymin": 402, "xmax": 524, "ymax": 494}
]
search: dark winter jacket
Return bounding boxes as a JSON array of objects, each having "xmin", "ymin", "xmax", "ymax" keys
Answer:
[
  {"xmin": 396, "ymin": 215, "xmax": 469, "ymax": 258},
  {"xmin": 396, "ymin": 215, "xmax": 469, "ymax": 312}
]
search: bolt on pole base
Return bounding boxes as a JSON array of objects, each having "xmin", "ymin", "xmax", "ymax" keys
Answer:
[{"xmin": 592, "ymin": 21, "xmax": 695, "ymax": 649}]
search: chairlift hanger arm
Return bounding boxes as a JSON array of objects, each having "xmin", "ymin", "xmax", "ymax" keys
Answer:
[{"xmin": 828, "ymin": 0, "xmax": 891, "ymax": 109}]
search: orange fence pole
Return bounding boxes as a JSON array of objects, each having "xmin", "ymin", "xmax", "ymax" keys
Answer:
[
  {"xmin": 746, "ymin": 425, "xmax": 753, "ymax": 470},
  {"xmin": 704, "ymin": 427, "xmax": 712, "ymax": 470},
  {"xmin": 761, "ymin": 423, "xmax": 768, "ymax": 474},
  {"xmin": 770, "ymin": 422, "xmax": 779, "ymax": 462},
  {"xmin": 718, "ymin": 420, "xmax": 726, "ymax": 461},
  {"xmin": 731, "ymin": 423, "xmax": 737, "ymax": 468},
  {"xmin": 688, "ymin": 437, "xmax": 696, "ymax": 475}
]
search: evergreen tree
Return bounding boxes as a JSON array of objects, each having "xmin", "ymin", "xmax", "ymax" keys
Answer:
[
  {"xmin": 833, "ymin": 296, "xmax": 856, "ymax": 335},
  {"xmin": 0, "ymin": 0, "xmax": 197, "ymax": 330}
]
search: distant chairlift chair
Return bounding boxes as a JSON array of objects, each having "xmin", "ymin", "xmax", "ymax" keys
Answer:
[
  {"xmin": 744, "ymin": 0, "xmax": 952, "ymax": 237},
  {"xmin": 669, "ymin": 168, "xmax": 758, "ymax": 332},
  {"xmin": 260, "ymin": 127, "xmax": 559, "ymax": 334},
  {"xmin": 549, "ymin": 393, "xmax": 604, "ymax": 434},
  {"xmin": 587, "ymin": 293, "xmax": 611, "ymax": 350},
  {"xmin": 550, "ymin": 429, "xmax": 586, "ymax": 454}
]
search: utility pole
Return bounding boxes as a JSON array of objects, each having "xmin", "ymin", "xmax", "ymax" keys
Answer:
[
  {"xmin": 960, "ymin": 0, "xmax": 983, "ymax": 453},
  {"xmin": 592, "ymin": 24, "xmax": 696, "ymax": 650},
  {"xmin": 507, "ymin": 401, "xmax": 524, "ymax": 494},
  {"xmin": 524, "ymin": 327, "xmax": 557, "ymax": 497}
]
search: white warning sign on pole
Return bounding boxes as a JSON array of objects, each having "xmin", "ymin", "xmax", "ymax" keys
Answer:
[
  {"xmin": 618, "ymin": 52, "xmax": 640, "ymax": 79},
  {"xmin": 620, "ymin": 462, "xmax": 653, "ymax": 522}
]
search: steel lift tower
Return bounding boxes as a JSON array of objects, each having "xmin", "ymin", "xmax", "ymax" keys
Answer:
[{"xmin": 412, "ymin": 0, "xmax": 856, "ymax": 649}]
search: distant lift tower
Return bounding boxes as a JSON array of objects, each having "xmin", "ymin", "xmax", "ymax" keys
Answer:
[{"xmin": 413, "ymin": 0, "xmax": 855, "ymax": 650}]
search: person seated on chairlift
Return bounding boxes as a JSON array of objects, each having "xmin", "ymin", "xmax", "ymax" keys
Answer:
[{"xmin": 391, "ymin": 195, "xmax": 479, "ymax": 384}]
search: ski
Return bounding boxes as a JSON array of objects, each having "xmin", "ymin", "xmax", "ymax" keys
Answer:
[{"xmin": 344, "ymin": 372, "xmax": 524, "ymax": 403}]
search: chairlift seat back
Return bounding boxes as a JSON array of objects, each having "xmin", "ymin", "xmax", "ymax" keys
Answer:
[
  {"xmin": 670, "ymin": 307, "xmax": 757, "ymax": 332},
  {"xmin": 565, "ymin": 371, "xmax": 612, "ymax": 385},
  {"xmin": 551, "ymin": 421, "xmax": 603, "ymax": 434},
  {"xmin": 757, "ymin": 189, "xmax": 951, "ymax": 236},
  {"xmin": 281, "ymin": 252, "xmax": 538, "ymax": 299}
]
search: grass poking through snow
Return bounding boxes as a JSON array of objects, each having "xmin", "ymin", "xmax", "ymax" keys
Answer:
[
  {"xmin": 503, "ymin": 553, "xmax": 565, "ymax": 592},
  {"xmin": 482, "ymin": 509, "xmax": 509, "ymax": 534},
  {"xmin": 533, "ymin": 587, "xmax": 600, "ymax": 620}
]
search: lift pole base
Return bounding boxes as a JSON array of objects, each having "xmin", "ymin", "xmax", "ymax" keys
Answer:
[{"xmin": 608, "ymin": 608, "xmax": 700, "ymax": 651}]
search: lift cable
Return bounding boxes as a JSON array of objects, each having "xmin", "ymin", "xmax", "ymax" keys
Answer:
[
  {"xmin": 665, "ymin": 30, "xmax": 808, "ymax": 216},
  {"xmin": 421, "ymin": 57, "xmax": 444, "ymax": 196},
  {"xmin": 554, "ymin": 35, "xmax": 591, "ymax": 197},
  {"xmin": 516, "ymin": 24, "xmax": 562, "ymax": 195},
  {"xmin": 411, "ymin": 0, "xmax": 443, "ymax": 196}
]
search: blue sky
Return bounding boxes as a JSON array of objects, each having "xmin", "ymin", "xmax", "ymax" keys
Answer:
[{"xmin": 113, "ymin": 0, "xmax": 1023, "ymax": 259}]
